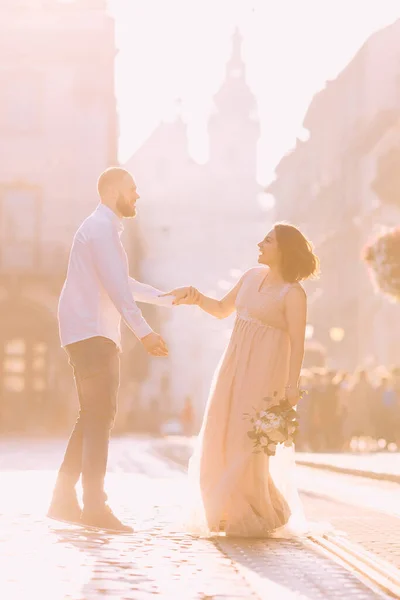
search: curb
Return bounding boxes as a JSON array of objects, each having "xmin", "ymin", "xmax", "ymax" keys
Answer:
[
  {"xmin": 309, "ymin": 534, "xmax": 400, "ymax": 598},
  {"xmin": 295, "ymin": 460, "xmax": 400, "ymax": 484},
  {"xmin": 155, "ymin": 438, "xmax": 400, "ymax": 484}
]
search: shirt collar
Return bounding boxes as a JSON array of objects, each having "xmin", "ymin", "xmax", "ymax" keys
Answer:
[{"xmin": 96, "ymin": 203, "xmax": 124, "ymax": 231}]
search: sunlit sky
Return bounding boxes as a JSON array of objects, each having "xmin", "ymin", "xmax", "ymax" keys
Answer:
[{"xmin": 109, "ymin": 0, "xmax": 400, "ymax": 185}]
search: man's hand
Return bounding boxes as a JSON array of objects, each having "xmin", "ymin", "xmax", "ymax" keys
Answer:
[
  {"xmin": 161, "ymin": 286, "xmax": 200, "ymax": 305},
  {"xmin": 140, "ymin": 332, "xmax": 169, "ymax": 357}
]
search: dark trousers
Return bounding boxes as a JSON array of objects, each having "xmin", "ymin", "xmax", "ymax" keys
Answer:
[{"xmin": 58, "ymin": 336, "xmax": 120, "ymax": 510}]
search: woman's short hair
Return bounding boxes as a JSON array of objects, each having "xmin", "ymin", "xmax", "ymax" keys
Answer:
[{"xmin": 274, "ymin": 223, "xmax": 319, "ymax": 283}]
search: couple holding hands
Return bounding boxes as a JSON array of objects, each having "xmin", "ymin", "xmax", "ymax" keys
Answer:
[{"xmin": 49, "ymin": 167, "xmax": 318, "ymax": 536}]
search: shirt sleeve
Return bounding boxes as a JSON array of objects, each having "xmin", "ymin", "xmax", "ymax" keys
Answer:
[
  {"xmin": 129, "ymin": 277, "xmax": 174, "ymax": 307},
  {"xmin": 90, "ymin": 222, "xmax": 153, "ymax": 340}
]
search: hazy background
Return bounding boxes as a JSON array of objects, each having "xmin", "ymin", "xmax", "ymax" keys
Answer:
[{"xmin": 1, "ymin": 0, "xmax": 400, "ymax": 448}]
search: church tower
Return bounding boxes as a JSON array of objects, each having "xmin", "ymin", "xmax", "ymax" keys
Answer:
[{"xmin": 208, "ymin": 28, "xmax": 260, "ymax": 180}]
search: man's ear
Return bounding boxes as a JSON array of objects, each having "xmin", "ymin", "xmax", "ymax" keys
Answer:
[{"xmin": 107, "ymin": 185, "xmax": 119, "ymax": 203}]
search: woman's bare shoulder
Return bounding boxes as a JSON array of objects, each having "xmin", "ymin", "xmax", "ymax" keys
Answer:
[
  {"xmin": 242, "ymin": 266, "xmax": 268, "ymax": 280},
  {"xmin": 287, "ymin": 282, "xmax": 307, "ymax": 299}
]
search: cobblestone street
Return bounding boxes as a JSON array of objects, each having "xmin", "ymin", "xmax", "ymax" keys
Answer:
[
  {"xmin": 3, "ymin": 2, "xmax": 400, "ymax": 598},
  {"xmin": 0, "ymin": 437, "xmax": 396, "ymax": 599},
  {"xmin": 155, "ymin": 436, "xmax": 400, "ymax": 571}
]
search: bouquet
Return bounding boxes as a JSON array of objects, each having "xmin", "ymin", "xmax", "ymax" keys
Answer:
[
  {"xmin": 244, "ymin": 392, "xmax": 300, "ymax": 456},
  {"xmin": 363, "ymin": 227, "xmax": 400, "ymax": 301}
]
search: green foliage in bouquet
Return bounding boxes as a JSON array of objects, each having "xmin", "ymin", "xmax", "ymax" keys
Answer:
[
  {"xmin": 244, "ymin": 391, "xmax": 302, "ymax": 456},
  {"xmin": 363, "ymin": 228, "xmax": 400, "ymax": 302}
]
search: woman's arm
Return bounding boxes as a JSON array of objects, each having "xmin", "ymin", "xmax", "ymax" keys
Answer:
[
  {"xmin": 166, "ymin": 277, "xmax": 244, "ymax": 319},
  {"xmin": 284, "ymin": 285, "xmax": 307, "ymax": 405},
  {"xmin": 197, "ymin": 279, "xmax": 243, "ymax": 319}
]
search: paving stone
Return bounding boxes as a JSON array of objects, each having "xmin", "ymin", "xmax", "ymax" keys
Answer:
[{"xmin": 0, "ymin": 437, "xmax": 391, "ymax": 600}]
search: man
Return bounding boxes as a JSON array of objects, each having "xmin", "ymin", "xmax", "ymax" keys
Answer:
[{"xmin": 48, "ymin": 167, "xmax": 172, "ymax": 533}]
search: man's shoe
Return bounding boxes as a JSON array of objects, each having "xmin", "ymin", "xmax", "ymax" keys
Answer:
[
  {"xmin": 47, "ymin": 493, "xmax": 82, "ymax": 525},
  {"xmin": 47, "ymin": 478, "xmax": 82, "ymax": 525},
  {"xmin": 80, "ymin": 505, "xmax": 133, "ymax": 533}
]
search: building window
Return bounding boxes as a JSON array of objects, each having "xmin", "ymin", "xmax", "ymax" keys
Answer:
[
  {"xmin": 2, "ymin": 338, "xmax": 26, "ymax": 393},
  {"xmin": 0, "ymin": 69, "xmax": 43, "ymax": 133},
  {"xmin": 372, "ymin": 146, "xmax": 400, "ymax": 207},
  {"xmin": 0, "ymin": 186, "xmax": 40, "ymax": 271},
  {"xmin": 1, "ymin": 338, "xmax": 48, "ymax": 394}
]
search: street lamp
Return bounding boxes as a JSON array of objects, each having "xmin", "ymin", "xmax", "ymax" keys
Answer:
[
  {"xmin": 305, "ymin": 324, "xmax": 314, "ymax": 340},
  {"xmin": 257, "ymin": 192, "xmax": 275, "ymax": 212},
  {"xmin": 329, "ymin": 327, "xmax": 345, "ymax": 342}
]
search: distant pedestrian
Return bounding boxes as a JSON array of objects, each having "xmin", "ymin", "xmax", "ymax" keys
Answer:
[
  {"xmin": 181, "ymin": 396, "xmax": 195, "ymax": 436},
  {"xmin": 345, "ymin": 370, "xmax": 374, "ymax": 443}
]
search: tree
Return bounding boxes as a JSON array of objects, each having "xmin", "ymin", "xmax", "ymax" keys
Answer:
[{"xmin": 363, "ymin": 228, "xmax": 400, "ymax": 301}]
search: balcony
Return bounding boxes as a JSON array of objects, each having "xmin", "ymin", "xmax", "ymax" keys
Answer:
[
  {"xmin": 0, "ymin": 240, "xmax": 68, "ymax": 289},
  {"xmin": 0, "ymin": 183, "xmax": 68, "ymax": 289}
]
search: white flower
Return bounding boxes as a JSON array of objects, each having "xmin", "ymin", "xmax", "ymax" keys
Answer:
[
  {"xmin": 268, "ymin": 416, "xmax": 282, "ymax": 428},
  {"xmin": 261, "ymin": 422, "xmax": 274, "ymax": 434},
  {"xmin": 255, "ymin": 419, "xmax": 262, "ymax": 429}
]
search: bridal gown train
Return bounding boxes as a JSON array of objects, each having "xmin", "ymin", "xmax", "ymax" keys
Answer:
[{"xmin": 186, "ymin": 266, "xmax": 306, "ymax": 538}]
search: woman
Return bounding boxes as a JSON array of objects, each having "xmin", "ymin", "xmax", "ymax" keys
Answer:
[{"xmin": 168, "ymin": 223, "xmax": 319, "ymax": 537}]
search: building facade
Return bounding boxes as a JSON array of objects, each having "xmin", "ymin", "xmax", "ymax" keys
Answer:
[
  {"xmin": 126, "ymin": 31, "xmax": 268, "ymax": 423},
  {"xmin": 0, "ymin": 0, "xmax": 119, "ymax": 433},
  {"xmin": 267, "ymin": 19, "xmax": 400, "ymax": 370}
]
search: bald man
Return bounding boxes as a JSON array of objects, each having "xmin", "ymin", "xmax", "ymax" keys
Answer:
[{"xmin": 48, "ymin": 167, "xmax": 172, "ymax": 532}]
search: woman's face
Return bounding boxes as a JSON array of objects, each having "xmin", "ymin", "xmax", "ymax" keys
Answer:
[{"xmin": 258, "ymin": 228, "xmax": 280, "ymax": 266}]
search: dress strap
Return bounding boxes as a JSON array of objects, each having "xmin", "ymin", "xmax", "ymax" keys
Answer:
[
  {"xmin": 279, "ymin": 283, "xmax": 293, "ymax": 299},
  {"xmin": 280, "ymin": 282, "xmax": 305, "ymax": 300}
]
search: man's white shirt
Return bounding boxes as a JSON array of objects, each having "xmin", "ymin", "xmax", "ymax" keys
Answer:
[{"xmin": 58, "ymin": 204, "xmax": 173, "ymax": 349}]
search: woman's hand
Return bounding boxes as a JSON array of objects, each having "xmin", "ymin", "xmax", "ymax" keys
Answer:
[
  {"xmin": 161, "ymin": 286, "xmax": 200, "ymax": 305},
  {"xmin": 285, "ymin": 386, "xmax": 300, "ymax": 406}
]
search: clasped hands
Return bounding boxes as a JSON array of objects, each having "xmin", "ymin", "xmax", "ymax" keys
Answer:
[
  {"xmin": 161, "ymin": 286, "xmax": 201, "ymax": 306},
  {"xmin": 141, "ymin": 287, "xmax": 200, "ymax": 357},
  {"xmin": 145, "ymin": 287, "xmax": 302, "ymax": 408}
]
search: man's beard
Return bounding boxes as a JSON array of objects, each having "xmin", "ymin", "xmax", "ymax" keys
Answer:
[{"xmin": 116, "ymin": 195, "xmax": 136, "ymax": 218}]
